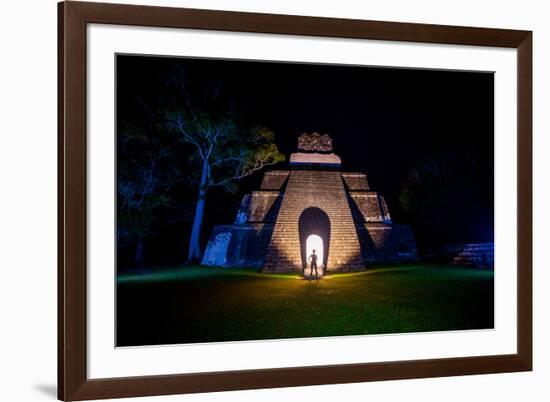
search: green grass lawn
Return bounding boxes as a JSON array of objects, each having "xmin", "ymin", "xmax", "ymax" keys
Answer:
[{"xmin": 116, "ymin": 264, "xmax": 494, "ymax": 346}]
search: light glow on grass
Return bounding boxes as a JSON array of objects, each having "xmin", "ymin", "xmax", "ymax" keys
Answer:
[
  {"xmin": 117, "ymin": 264, "xmax": 494, "ymax": 285},
  {"xmin": 116, "ymin": 264, "xmax": 495, "ymax": 346},
  {"xmin": 117, "ymin": 266, "xmax": 301, "ymax": 284}
]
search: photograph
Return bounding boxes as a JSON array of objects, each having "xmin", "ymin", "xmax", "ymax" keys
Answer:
[{"xmin": 115, "ymin": 55, "xmax": 495, "ymax": 347}]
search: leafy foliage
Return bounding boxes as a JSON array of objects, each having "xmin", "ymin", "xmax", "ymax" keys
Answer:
[
  {"xmin": 164, "ymin": 111, "xmax": 284, "ymax": 189},
  {"xmin": 117, "ymin": 123, "xmax": 174, "ymax": 245}
]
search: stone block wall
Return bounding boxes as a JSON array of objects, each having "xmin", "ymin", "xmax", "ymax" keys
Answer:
[
  {"xmin": 264, "ymin": 170, "xmax": 364, "ymax": 272},
  {"xmin": 201, "ymin": 225, "xmax": 233, "ymax": 266},
  {"xmin": 225, "ymin": 223, "xmax": 275, "ymax": 267},
  {"xmin": 260, "ymin": 170, "xmax": 289, "ymax": 190},
  {"xmin": 202, "ymin": 223, "xmax": 275, "ymax": 268},
  {"xmin": 234, "ymin": 195, "xmax": 251, "ymax": 224},
  {"xmin": 342, "ymin": 172, "xmax": 369, "ymax": 190},
  {"xmin": 248, "ymin": 191, "xmax": 282, "ymax": 222},
  {"xmin": 379, "ymin": 195, "xmax": 392, "ymax": 223},
  {"xmin": 348, "ymin": 192, "xmax": 391, "ymax": 223},
  {"xmin": 452, "ymin": 243, "xmax": 494, "ymax": 268}
]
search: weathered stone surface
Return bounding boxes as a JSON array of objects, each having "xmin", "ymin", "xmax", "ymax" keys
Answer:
[
  {"xmin": 201, "ymin": 226, "xmax": 233, "ymax": 266},
  {"xmin": 342, "ymin": 172, "xmax": 369, "ymax": 190},
  {"xmin": 248, "ymin": 191, "xmax": 282, "ymax": 222},
  {"xmin": 379, "ymin": 195, "xmax": 392, "ymax": 224},
  {"xmin": 234, "ymin": 195, "xmax": 251, "ymax": 224},
  {"xmin": 202, "ymin": 223, "xmax": 275, "ymax": 267},
  {"xmin": 452, "ymin": 243, "xmax": 494, "ymax": 268},
  {"xmin": 297, "ymin": 132, "xmax": 333, "ymax": 152},
  {"xmin": 289, "ymin": 152, "xmax": 342, "ymax": 166},
  {"xmin": 234, "ymin": 191, "xmax": 283, "ymax": 224},
  {"xmin": 423, "ymin": 243, "xmax": 494, "ymax": 268},
  {"xmin": 348, "ymin": 192, "xmax": 391, "ymax": 223},
  {"xmin": 260, "ymin": 170, "xmax": 289, "ymax": 190},
  {"xmin": 225, "ymin": 223, "xmax": 275, "ymax": 267}
]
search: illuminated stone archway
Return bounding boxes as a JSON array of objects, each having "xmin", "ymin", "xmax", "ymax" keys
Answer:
[
  {"xmin": 306, "ymin": 234, "xmax": 324, "ymax": 271},
  {"xmin": 298, "ymin": 207, "xmax": 330, "ymax": 273}
]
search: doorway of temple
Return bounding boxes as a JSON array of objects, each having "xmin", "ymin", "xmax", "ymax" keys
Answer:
[{"xmin": 299, "ymin": 207, "xmax": 330, "ymax": 276}]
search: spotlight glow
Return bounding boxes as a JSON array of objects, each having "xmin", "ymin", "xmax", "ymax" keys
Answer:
[{"xmin": 306, "ymin": 234, "xmax": 324, "ymax": 274}]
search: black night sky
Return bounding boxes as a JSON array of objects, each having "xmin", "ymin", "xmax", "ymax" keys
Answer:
[{"xmin": 117, "ymin": 55, "xmax": 494, "ymax": 266}]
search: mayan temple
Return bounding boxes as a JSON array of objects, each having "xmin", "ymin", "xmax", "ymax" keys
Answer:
[{"xmin": 202, "ymin": 133, "xmax": 417, "ymax": 273}]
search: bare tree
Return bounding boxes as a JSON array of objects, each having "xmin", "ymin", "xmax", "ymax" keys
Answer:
[{"xmin": 165, "ymin": 110, "xmax": 284, "ymax": 262}]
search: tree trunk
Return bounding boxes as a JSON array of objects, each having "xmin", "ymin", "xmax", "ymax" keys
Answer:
[
  {"xmin": 134, "ymin": 238, "xmax": 144, "ymax": 267},
  {"xmin": 187, "ymin": 160, "xmax": 209, "ymax": 263}
]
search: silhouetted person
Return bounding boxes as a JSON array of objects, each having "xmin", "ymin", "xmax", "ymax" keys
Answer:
[{"xmin": 308, "ymin": 249, "xmax": 319, "ymax": 279}]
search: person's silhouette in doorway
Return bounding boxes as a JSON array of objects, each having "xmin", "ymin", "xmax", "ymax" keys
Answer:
[{"xmin": 308, "ymin": 249, "xmax": 319, "ymax": 279}]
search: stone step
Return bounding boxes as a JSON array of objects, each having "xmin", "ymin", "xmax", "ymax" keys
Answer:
[{"xmin": 451, "ymin": 242, "xmax": 494, "ymax": 268}]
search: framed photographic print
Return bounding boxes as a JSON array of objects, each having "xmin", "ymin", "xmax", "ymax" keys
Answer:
[{"xmin": 58, "ymin": 1, "xmax": 532, "ymax": 400}]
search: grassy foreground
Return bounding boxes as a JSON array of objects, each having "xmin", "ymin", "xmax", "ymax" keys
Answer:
[{"xmin": 116, "ymin": 264, "xmax": 494, "ymax": 346}]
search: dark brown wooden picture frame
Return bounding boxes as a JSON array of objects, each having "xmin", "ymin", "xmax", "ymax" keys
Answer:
[{"xmin": 58, "ymin": 1, "xmax": 532, "ymax": 400}]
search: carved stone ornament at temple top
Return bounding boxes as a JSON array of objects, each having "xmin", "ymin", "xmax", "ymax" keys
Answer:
[{"xmin": 297, "ymin": 132, "xmax": 333, "ymax": 153}]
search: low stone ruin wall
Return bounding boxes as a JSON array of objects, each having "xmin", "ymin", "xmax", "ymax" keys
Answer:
[
  {"xmin": 451, "ymin": 243, "xmax": 494, "ymax": 268},
  {"xmin": 201, "ymin": 223, "xmax": 274, "ymax": 268},
  {"xmin": 203, "ymin": 221, "xmax": 420, "ymax": 269},
  {"xmin": 201, "ymin": 225, "xmax": 233, "ymax": 267},
  {"xmin": 422, "ymin": 243, "xmax": 494, "ymax": 268}
]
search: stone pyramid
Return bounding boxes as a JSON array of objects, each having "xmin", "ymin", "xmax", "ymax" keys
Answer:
[{"xmin": 202, "ymin": 133, "xmax": 417, "ymax": 272}]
